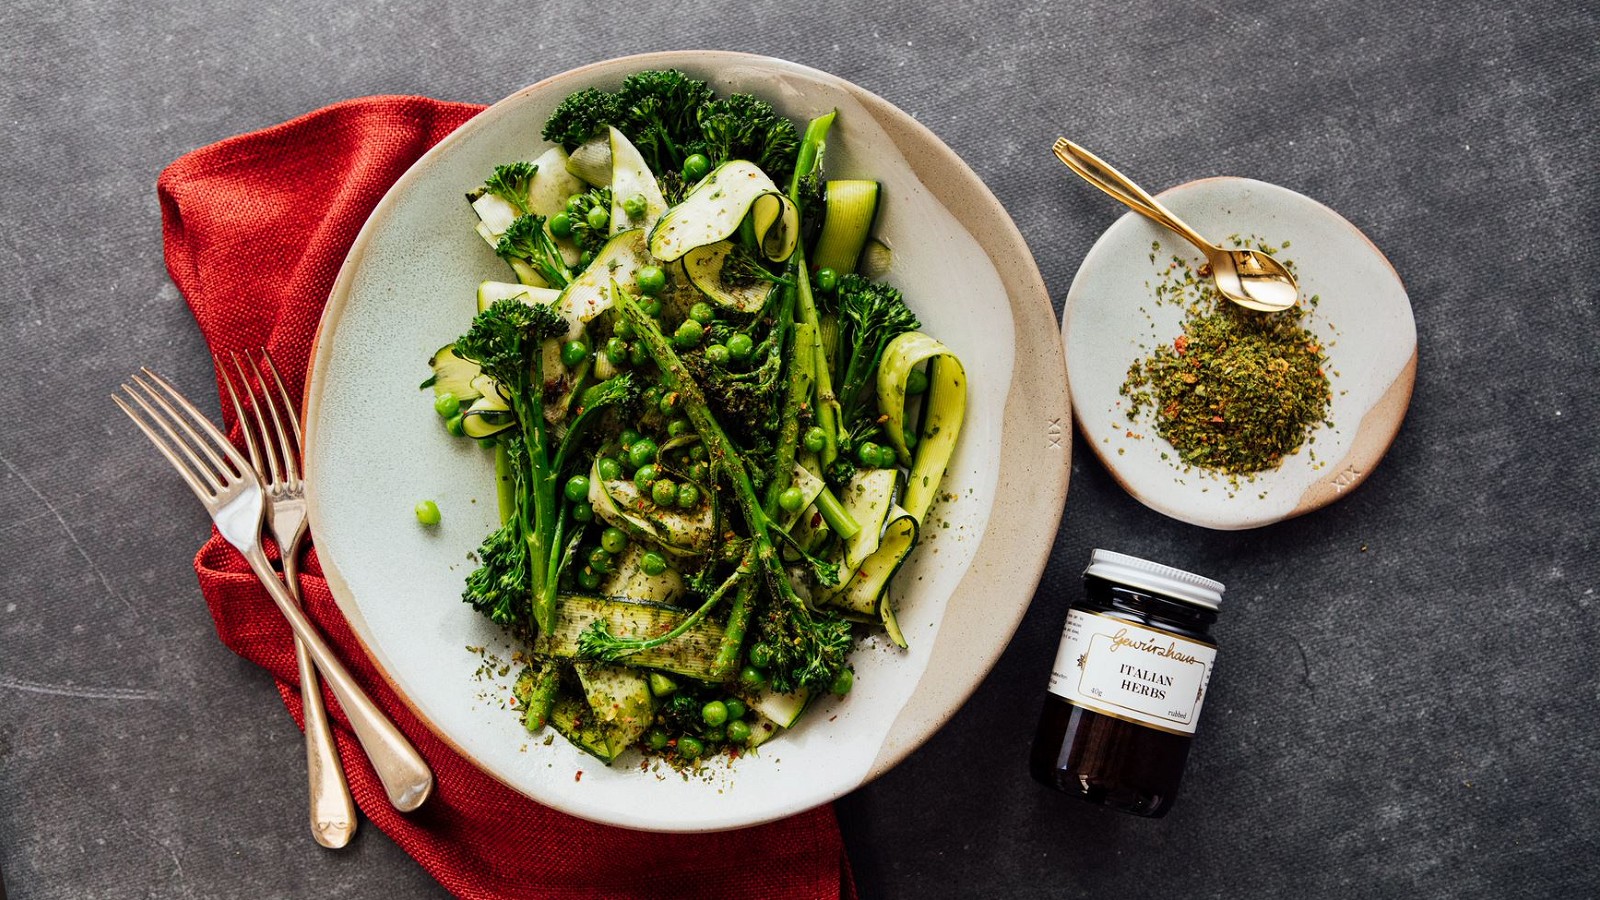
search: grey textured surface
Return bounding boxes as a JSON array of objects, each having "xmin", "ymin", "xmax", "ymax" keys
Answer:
[{"xmin": 2, "ymin": 0, "xmax": 1596, "ymax": 897}]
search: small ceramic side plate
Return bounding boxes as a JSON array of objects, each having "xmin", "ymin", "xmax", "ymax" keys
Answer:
[{"xmin": 1062, "ymin": 177, "xmax": 1415, "ymax": 530}]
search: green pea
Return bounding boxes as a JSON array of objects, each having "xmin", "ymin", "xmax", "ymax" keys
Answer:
[
  {"xmin": 726, "ymin": 332, "xmax": 755, "ymax": 361},
  {"xmin": 726, "ymin": 719, "xmax": 752, "ymax": 745},
  {"xmin": 577, "ymin": 567, "xmax": 602, "ymax": 590},
  {"xmin": 620, "ymin": 428, "xmax": 641, "ymax": 449},
  {"xmin": 600, "ymin": 527, "xmax": 628, "ymax": 554},
  {"xmin": 748, "ymin": 642, "xmax": 774, "ymax": 669},
  {"xmin": 651, "ymin": 478, "xmax": 677, "ymax": 507},
  {"xmin": 433, "ymin": 392, "xmax": 460, "ymax": 419},
  {"xmin": 667, "ymin": 417, "xmax": 692, "ymax": 438},
  {"xmin": 677, "ymin": 736, "xmax": 704, "ymax": 758},
  {"xmin": 628, "ymin": 438, "xmax": 658, "ymax": 468},
  {"xmin": 636, "ymin": 265, "xmax": 666, "ymax": 296},
  {"xmin": 689, "ymin": 461, "xmax": 710, "ymax": 483},
  {"xmin": 587, "ymin": 546, "xmax": 613, "ymax": 574},
  {"xmin": 688, "ymin": 444, "xmax": 708, "ymax": 462},
  {"xmin": 857, "ymin": 442, "xmax": 883, "ymax": 468},
  {"xmin": 815, "ymin": 267, "xmax": 838, "ymax": 293},
  {"xmin": 703, "ymin": 726, "xmax": 726, "ymax": 743},
  {"xmin": 830, "ymin": 668, "xmax": 854, "ymax": 696},
  {"xmin": 629, "ymin": 341, "xmax": 650, "ymax": 368},
  {"xmin": 682, "ymin": 153, "xmax": 711, "ymax": 182},
  {"xmin": 689, "ymin": 302, "xmax": 715, "ymax": 324},
  {"xmin": 597, "ymin": 456, "xmax": 623, "ymax": 481},
  {"xmin": 643, "ymin": 298, "xmax": 664, "ymax": 318},
  {"xmin": 705, "ymin": 343, "xmax": 730, "ymax": 365},
  {"xmin": 701, "ymin": 700, "xmax": 728, "ymax": 727},
  {"xmin": 565, "ymin": 193, "xmax": 584, "ymax": 214},
  {"xmin": 549, "ymin": 211, "xmax": 573, "ymax": 238},
  {"xmin": 880, "ymin": 445, "xmax": 902, "ymax": 468},
  {"xmin": 902, "ymin": 427, "xmax": 919, "ymax": 450},
  {"xmin": 615, "ymin": 318, "xmax": 636, "ymax": 340},
  {"xmin": 646, "ymin": 728, "xmax": 670, "ymax": 751},
  {"xmin": 605, "ymin": 336, "xmax": 629, "ymax": 365},
  {"xmin": 676, "ymin": 482, "xmax": 700, "ymax": 508},
  {"xmin": 414, "ymin": 500, "xmax": 441, "ymax": 526},
  {"xmin": 657, "ymin": 391, "xmax": 680, "ymax": 415},
  {"xmin": 445, "ymin": 413, "xmax": 466, "ymax": 437},
  {"xmin": 623, "ymin": 193, "xmax": 647, "ymax": 218},
  {"xmin": 739, "ymin": 666, "xmax": 768, "ymax": 691},
  {"xmin": 585, "ymin": 204, "xmax": 609, "ymax": 232},
  {"xmin": 571, "ymin": 501, "xmax": 594, "ymax": 523},
  {"xmin": 674, "ymin": 319, "xmax": 704, "ymax": 349},
  {"xmin": 803, "ymin": 426, "xmax": 827, "ymax": 453},
  {"xmin": 905, "ymin": 368, "xmax": 929, "ymax": 396},
  {"xmin": 578, "ymin": 250, "xmax": 595, "ymax": 269},
  {"xmin": 641, "ymin": 551, "xmax": 667, "ymax": 576},
  {"xmin": 564, "ymin": 475, "xmax": 591, "ymax": 502},
  {"xmin": 633, "ymin": 464, "xmax": 659, "ymax": 489},
  {"xmin": 778, "ymin": 486, "xmax": 805, "ymax": 513},
  {"xmin": 561, "ymin": 340, "xmax": 589, "ymax": 368},
  {"xmin": 724, "ymin": 699, "xmax": 747, "ymax": 721}
]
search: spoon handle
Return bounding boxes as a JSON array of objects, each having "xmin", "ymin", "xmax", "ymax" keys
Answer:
[{"xmin": 1052, "ymin": 139, "xmax": 1214, "ymax": 254}]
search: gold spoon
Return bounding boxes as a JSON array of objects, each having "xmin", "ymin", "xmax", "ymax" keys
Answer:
[{"xmin": 1053, "ymin": 138, "xmax": 1298, "ymax": 312}]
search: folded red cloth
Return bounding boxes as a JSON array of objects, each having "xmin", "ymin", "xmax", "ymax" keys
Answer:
[{"xmin": 158, "ymin": 95, "xmax": 854, "ymax": 900}]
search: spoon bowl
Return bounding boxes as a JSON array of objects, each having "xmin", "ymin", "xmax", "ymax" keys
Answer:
[
  {"xmin": 1053, "ymin": 138, "xmax": 1299, "ymax": 313},
  {"xmin": 1211, "ymin": 247, "xmax": 1300, "ymax": 312}
]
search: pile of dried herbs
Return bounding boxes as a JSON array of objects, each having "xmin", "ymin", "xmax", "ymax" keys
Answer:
[{"xmin": 1121, "ymin": 241, "xmax": 1332, "ymax": 475}]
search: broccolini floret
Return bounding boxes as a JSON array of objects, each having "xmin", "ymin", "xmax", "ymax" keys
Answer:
[
  {"xmin": 698, "ymin": 93, "xmax": 801, "ymax": 187},
  {"xmin": 615, "ymin": 69, "xmax": 714, "ymax": 175},
  {"xmin": 541, "ymin": 87, "xmax": 624, "ymax": 150},
  {"xmin": 480, "ymin": 161, "xmax": 539, "ymax": 216},
  {"xmin": 565, "ymin": 187, "xmax": 613, "ymax": 256},
  {"xmin": 834, "ymin": 274, "xmax": 921, "ymax": 433},
  {"xmin": 495, "ymin": 214, "xmax": 572, "ymax": 288}
]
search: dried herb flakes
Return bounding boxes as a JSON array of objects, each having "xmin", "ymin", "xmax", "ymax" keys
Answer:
[{"xmin": 1121, "ymin": 241, "xmax": 1332, "ymax": 476}]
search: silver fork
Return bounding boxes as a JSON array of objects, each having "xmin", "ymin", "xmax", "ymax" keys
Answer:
[
  {"xmin": 114, "ymin": 367, "xmax": 434, "ymax": 813},
  {"xmin": 218, "ymin": 350, "xmax": 357, "ymax": 848}
]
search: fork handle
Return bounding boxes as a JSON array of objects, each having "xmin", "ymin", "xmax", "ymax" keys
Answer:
[
  {"xmin": 1053, "ymin": 139, "xmax": 1216, "ymax": 255},
  {"xmin": 283, "ymin": 551, "xmax": 359, "ymax": 848},
  {"xmin": 240, "ymin": 545, "xmax": 434, "ymax": 812}
]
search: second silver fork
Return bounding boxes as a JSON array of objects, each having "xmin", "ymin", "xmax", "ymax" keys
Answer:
[{"xmin": 219, "ymin": 350, "xmax": 357, "ymax": 849}]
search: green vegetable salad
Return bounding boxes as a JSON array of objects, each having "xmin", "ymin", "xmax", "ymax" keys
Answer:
[{"xmin": 420, "ymin": 70, "xmax": 968, "ymax": 765}]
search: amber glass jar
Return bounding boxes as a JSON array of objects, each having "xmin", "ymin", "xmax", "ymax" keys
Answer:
[{"xmin": 1029, "ymin": 550, "xmax": 1224, "ymax": 817}]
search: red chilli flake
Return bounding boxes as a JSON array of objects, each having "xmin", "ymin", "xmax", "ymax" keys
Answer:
[{"xmin": 575, "ymin": 771, "xmax": 584, "ymax": 782}]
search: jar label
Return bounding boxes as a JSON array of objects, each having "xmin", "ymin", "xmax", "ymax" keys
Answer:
[{"xmin": 1047, "ymin": 609, "xmax": 1217, "ymax": 735}]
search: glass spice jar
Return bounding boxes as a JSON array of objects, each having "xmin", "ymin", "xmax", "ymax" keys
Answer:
[{"xmin": 1029, "ymin": 549, "xmax": 1224, "ymax": 817}]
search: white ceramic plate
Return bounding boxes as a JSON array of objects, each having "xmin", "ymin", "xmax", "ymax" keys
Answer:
[
  {"xmin": 304, "ymin": 52, "xmax": 1069, "ymax": 832},
  {"xmin": 1063, "ymin": 177, "xmax": 1415, "ymax": 530}
]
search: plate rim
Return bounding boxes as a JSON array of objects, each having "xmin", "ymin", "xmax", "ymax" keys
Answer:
[
  {"xmin": 302, "ymin": 50, "xmax": 1070, "ymax": 831},
  {"xmin": 1062, "ymin": 175, "xmax": 1416, "ymax": 530}
]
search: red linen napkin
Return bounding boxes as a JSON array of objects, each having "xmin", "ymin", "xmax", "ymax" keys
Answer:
[{"xmin": 158, "ymin": 95, "xmax": 855, "ymax": 900}]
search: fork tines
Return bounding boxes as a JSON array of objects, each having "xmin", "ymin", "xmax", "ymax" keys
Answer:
[
  {"xmin": 216, "ymin": 349, "xmax": 304, "ymax": 489},
  {"xmin": 113, "ymin": 368, "xmax": 252, "ymax": 502}
]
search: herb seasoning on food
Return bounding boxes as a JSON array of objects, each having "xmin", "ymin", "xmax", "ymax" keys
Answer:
[{"xmin": 1121, "ymin": 240, "xmax": 1332, "ymax": 475}]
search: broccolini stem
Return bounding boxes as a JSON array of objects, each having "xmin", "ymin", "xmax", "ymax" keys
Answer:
[
  {"xmin": 578, "ymin": 551, "xmax": 752, "ymax": 660},
  {"xmin": 760, "ymin": 276, "xmax": 803, "ymax": 517},
  {"xmin": 788, "ymin": 113, "xmax": 845, "ymax": 468},
  {"xmin": 525, "ymin": 344, "xmax": 560, "ymax": 636},
  {"xmin": 521, "ymin": 658, "xmax": 561, "ymax": 732},
  {"xmin": 711, "ymin": 578, "xmax": 759, "ymax": 678}
]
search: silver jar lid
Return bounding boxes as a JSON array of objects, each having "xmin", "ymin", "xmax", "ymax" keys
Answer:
[{"xmin": 1085, "ymin": 549, "xmax": 1225, "ymax": 610}]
